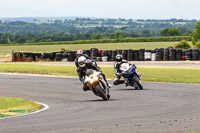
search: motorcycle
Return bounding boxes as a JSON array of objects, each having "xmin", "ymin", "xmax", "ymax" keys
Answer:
[
  {"xmin": 84, "ymin": 69, "xmax": 110, "ymax": 101},
  {"xmin": 120, "ymin": 63, "xmax": 143, "ymax": 90}
]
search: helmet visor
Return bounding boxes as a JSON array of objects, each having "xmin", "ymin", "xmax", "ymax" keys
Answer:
[{"xmin": 79, "ymin": 62, "xmax": 85, "ymax": 65}]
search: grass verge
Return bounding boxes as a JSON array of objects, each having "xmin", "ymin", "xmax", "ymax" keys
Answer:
[
  {"xmin": 0, "ymin": 64, "xmax": 200, "ymax": 84},
  {"xmin": 0, "ymin": 97, "xmax": 41, "ymax": 113}
]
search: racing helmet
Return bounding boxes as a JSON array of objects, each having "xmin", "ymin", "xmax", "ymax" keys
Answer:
[
  {"xmin": 115, "ymin": 54, "xmax": 123, "ymax": 62},
  {"xmin": 77, "ymin": 50, "xmax": 83, "ymax": 56},
  {"xmin": 78, "ymin": 56, "xmax": 87, "ymax": 68}
]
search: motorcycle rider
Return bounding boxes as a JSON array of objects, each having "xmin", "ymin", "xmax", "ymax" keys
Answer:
[
  {"xmin": 113, "ymin": 54, "xmax": 139, "ymax": 85},
  {"xmin": 75, "ymin": 50, "xmax": 95, "ymax": 68},
  {"xmin": 77, "ymin": 56, "xmax": 112, "ymax": 92}
]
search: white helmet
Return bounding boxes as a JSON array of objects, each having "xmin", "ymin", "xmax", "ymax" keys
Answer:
[{"xmin": 78, "ymin": 56, "xmax": 87, "ymax": 67}]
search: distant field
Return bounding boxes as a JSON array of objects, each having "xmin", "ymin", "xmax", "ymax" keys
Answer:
[{"xmin": 0, "ymin": 42, "xmax": 177, "ymax": 52}]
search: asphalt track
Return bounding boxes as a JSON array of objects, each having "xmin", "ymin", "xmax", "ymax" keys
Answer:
[{"xmin": 0, "ymin": 73, "xmax": 200, "ymax": 133}]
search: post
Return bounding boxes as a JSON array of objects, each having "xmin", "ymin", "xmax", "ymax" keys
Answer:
[{"xmin": 11, "ymin": 50, "xmax": 14, "ymax": 62}]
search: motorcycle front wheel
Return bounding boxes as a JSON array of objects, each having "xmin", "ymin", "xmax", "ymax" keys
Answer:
[
  {"xmin": 131, "ymin": 77, "xmax": 143, "ymax": 90},
  {"xmin": 95, "ymin": 84, "xmax": 108, "ymax": 101}
]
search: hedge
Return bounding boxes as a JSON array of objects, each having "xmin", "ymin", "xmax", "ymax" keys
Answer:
[{"xmin": 0, "ymin": 36, "xmax": 192, "ymax": 46}]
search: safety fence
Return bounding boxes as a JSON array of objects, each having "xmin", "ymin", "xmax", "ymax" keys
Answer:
[{"xmin": 13, "ymin": 47, "xmax": 200, "ymax": 62}]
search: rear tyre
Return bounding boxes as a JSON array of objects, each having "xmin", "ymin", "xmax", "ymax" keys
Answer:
[
  {"xmin": 96, "ymin": 84, "xmax": 108, "ymax": 101},
  {"xmin": 131, "ymin": 77, "xmax": 143, "ymax": 90}
]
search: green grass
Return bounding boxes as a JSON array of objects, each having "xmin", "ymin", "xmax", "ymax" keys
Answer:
[
  {"xmin": 0, "ymin": 97, "xmax": 41, "ymax": 112},
  {"xmin": 0, "ymin": 64, "xmax": 200, "ymax": 84},
  {"xmin": 0, "ymin": 42, "xmax": 178, "ymax": 52}
]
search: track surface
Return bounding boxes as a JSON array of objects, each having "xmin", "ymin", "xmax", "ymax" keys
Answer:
[{"xmin": 0, "ymin": 74, "xmax": 200, "ymax": 133}]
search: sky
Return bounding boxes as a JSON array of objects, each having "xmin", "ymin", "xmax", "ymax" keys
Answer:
[{"xmin": 0, "ymin": 0, "xmax": 200, "ymax": 19}]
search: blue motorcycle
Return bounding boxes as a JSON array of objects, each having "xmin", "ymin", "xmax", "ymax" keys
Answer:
[{"xmin": 120, "ymin": 63, "xmax": 143, "ymax": 90}]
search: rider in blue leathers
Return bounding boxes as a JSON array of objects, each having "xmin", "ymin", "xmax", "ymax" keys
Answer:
[{"xmin": 113, "ymin": 54, "xmax": 140, "ymax": 85}]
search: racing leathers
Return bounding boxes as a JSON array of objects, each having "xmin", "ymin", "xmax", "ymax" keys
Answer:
[{"xmin": 77, "ymin": 60, "xmax": 110, "ymax": 91}]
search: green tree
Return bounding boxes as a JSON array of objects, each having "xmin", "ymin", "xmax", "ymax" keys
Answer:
[
  {"xmin": 15, "ymin": 37, "xmax": 26, "ymax": 43},
  {"xmin": 174, "ymin": 40, "xmax": 191, "ymax": 49},
  {"xmin": 115, "ymin": 32, "xmax": 121, "ymax": 42},
  {"xmin": 160, "ymin": 28, "xmax": 181, "ymax": 36},
  {"xmin": 92, "ymin": 34, "xmax": 102, "ymax": 40},
  {"xmin": 195, "ymin": 41, "xmax": 200, "ymax": 48},
  {"xmin": 142, "ymin": 29, "xmax": 151, "ymax": 37},
  {"xmin": 192, "ymin": 22, "xmax": 200, "ymax": 45}
]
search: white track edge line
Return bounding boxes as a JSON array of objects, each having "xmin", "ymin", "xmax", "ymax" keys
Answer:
[{"xmin": 0, "ymin": 102, "xmax": 49, "ymax": 120}]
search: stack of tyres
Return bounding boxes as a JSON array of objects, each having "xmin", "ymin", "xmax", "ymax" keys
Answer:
[
  {"xmin": 139, "ymin": 49, "xmax": 145, "ymax": 61},
  {"xmin": 144, "ymin": 50, "xmax": 152, "ymax": 61},
  {"xmin": 122, "ymin": 50, "xmax": 127, "ymax": 60},
  {"xmin": 112, "ymin": 50, "xmax": 117, "ymax": 61},
  {"xmin": 101, "ymin": 50, "xmax": 108, "ymax": 62},
  {"xmin": 127, "ymin": 49, "xmax": 134, "ymax": 61},
  {"xmin": 14, "ymin": 52, "xmax": 23, "ymax": 62},
  {"xmin": 96, "ymin": 57, "xmax": 102, "ymax": 61},
  {"xmin": 192, "ymin": 48, "xmax": 199, "ymax": 60},
  {"xmin": 56, "ymin": 53, "xmax": 62, "ymax": 61},
  {"xmin": 83, "ymin": 50, "xmax": 90, "ymax": 57},
  {"xmin": 169, "ymin": 49, "xmax": 176, "ymax": 61},
  {"xmin": 43, "ymin": 53, "xmax": 54, "ymax": 61},
  {"xmin": 96, "ymin": 50, "xmax": 103, "ymax": 61},
  {"xmin": 155, "ymin": 48, "xmax": 163, "ymax": 61},
  {"xmin": 199, "ymin": 49, "xmax": 200, "ymax": 60},
  {"xmin": 52, "ymin": 52, "xmax": 58, "ymax": 61},
  {"xmin": 134, "ymin": 50, "xmax": 139, "ymax": 61},
  {"xmin": 175, "ymin": 49, "xmax": 181, "ymax": 60},
  {"xmin": 117, "ymin": 50, "xmax": 123, "ymax": 55},
  {"xmin": 175, "ymin": 49, "xmax": 182, "ymax": 61},
  {"xmin": 90, "ymin": 48, "xmax": 98, "ymax": 60},
  {"xmin": 32, "ymin": 53, "xmax": 42, "ymax": 61},
  {"xmin": 62, "ymin": 52, "xmax": 68, "ymax": 61},
  {"xmin": 185, "ymin": 49, "xmax": 192, "ymax": 60},
  {"xmin": 182, "ymin": 49, "xmax": 187, "ymax": 60},
  {"xmin": 102, "ymin": 50, "xmax": 108, "ymax": 57},
  {"xmin": 107, "ymin": 50, "xmax": 112, "ymax": 61},
  {"xmin": 163, "ymin": 48, "xmax": 169, "ymax": 61},
  {"xmin": 23, "ymin": 53, "xmax": 33, "ymax": 61},
  {"xmin": 67, "ymin": 51, "xmax": 75, "ymax": 61}
]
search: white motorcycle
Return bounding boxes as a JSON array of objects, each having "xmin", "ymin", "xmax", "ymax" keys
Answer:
[{"xmin": 84, "ymin": 69, "xmax": 110, "ymax": 101}]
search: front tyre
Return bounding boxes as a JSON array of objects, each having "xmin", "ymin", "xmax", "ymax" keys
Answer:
[
  {"xmin": 95, "ymin": 84, "xmax": 108, "ymax": 101},
  {"xmin": 131, "ymin": 77, "xmax": 143, "ymax": 90}
]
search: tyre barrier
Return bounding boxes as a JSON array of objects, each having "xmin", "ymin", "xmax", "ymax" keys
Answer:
[
  {"xmin": 90, "ymin": 48, "xmax": 98, "ymax": 60},
  {"xmin": 155, "ymin": 48, "xmax": 164, "ymax": 61},
  {"xmin": 127, "ymin": 49, "xmax": 134, "ymax": 61},
  {"xmin": 112, "ymin": 50, "xmax": 117, "ymax": 61},
  {"xmin": 134, "ymin": 50, "xmax": 139, "ymax": 61},
  {"xmin": 139, "ymin": 49, "xmax": 145, "ymax": 61},
  {"xmin": 145, "ymin": 50, "xmax": 152, "ymax": 61},
  {"xmin": 14, "ymin": 52, "xmax": 42, "ymax": 62},
  {"xmin": 14, "ymin": 48, "xmax": 200, "ymax": 62}
]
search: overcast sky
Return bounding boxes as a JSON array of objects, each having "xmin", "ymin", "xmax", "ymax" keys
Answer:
[{"xmin": 0, "ymin": 0, "xmax": 200, "ymax": 19}]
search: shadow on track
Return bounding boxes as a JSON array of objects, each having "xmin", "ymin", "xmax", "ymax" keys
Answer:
[
  {"xmin": 115, "ymin": 88, "xmax": 149, "ymax": 91},
  {"xmin": 79, "ymin": 98, "xmax": 120, "ymax": 102}
]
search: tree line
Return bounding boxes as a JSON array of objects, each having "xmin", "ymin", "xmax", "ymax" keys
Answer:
[{"xmin": 0, "ymin": 18, "xmax": 198, "ymax": 44}]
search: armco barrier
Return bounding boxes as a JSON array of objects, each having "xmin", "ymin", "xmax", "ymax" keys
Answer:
[{"xmin": 14, "ymin": 48, "xmax": 200, "ymax": 62}]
